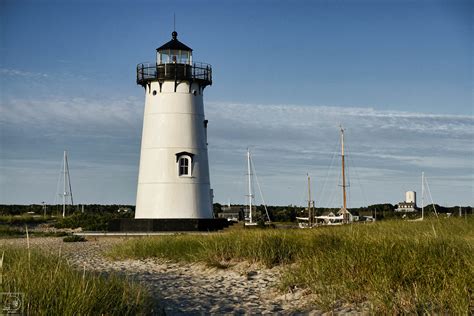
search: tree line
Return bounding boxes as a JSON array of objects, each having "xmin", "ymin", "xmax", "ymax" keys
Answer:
[
  {"xmin": 1, "ymin": 203, "xmax": 472, "ymax": 222},
  {"xmin": 213, "ymin": 203, "xmax": 472, "ymax": 222}
]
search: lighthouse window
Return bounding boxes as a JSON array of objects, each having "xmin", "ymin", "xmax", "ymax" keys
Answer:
[{"xmin": 178, "ymin": 156, "xmax": 191, "ymax": 176}]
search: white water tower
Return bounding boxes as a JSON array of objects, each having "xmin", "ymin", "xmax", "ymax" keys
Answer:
[
  {"xmin": 134, "ymin": 31, "xmax": 213, "ymax": 219},
  {"xmin": 406, "ymin": 191, "xmax": 416, "ymax": 205}
]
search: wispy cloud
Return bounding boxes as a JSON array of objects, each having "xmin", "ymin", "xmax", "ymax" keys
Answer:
[
  {"xmin": 1, "ymin": 96, "xmax": 142, "ymax": 132},
  {"xmin": 207, "ymin": 101, "xmax": 473, "ymax": 166},
  {"xmin": 206, "ymin": 102, "xmax": 473, "ymax": 206},
  {"xmin": 1, "ymin": 97, "xmax": 472, "ymax": 206},
  {"xmin": 0, "ymin": 68, "xmax": 49, "ymax": 78}
]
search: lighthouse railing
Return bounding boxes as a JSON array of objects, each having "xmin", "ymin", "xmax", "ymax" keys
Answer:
[{"xmin": 136, "ymin": 62, "xmax": 212, "ymax": 86}]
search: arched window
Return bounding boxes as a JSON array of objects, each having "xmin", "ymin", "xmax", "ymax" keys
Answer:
[
  {"xmin": 175, "ymin": 151, "xmax": 194, "ymax": 177},
  {"xmin": 178, "ymin": 156, "xmax": 191, "ymax": 176}
]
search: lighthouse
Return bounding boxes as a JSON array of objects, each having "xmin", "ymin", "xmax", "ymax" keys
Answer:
[{"xmin": 135, "ymin": 31, "xmax": 213, "ymax": 219}]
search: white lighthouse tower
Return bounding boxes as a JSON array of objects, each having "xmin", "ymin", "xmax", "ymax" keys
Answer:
[{"xmin": 135, "ymin": 31, "xmax": 213, "ymax": 219}]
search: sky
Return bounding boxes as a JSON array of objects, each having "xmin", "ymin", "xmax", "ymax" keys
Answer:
[{"xmin": 1, "ymin": 0, "xmax": 473, "ymax": 207}]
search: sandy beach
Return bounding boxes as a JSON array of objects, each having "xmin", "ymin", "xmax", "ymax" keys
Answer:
[{"xmin": 1, "ymin": 237, "xmax": 365, "ymax": 315}]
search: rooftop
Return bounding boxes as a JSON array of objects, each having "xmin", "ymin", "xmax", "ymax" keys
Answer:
[{"xmin": 156, "ymin": 31, "xmax": 193, "ymax": 52}]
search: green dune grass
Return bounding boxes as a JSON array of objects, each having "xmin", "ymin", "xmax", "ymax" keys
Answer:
[
  {"xmin": 0, "ymin": 247, "xmax": 151, "ymax": 315},
  {"xmin": 108, "ymin": 218, "xmax": 473, "ymax": 313}
]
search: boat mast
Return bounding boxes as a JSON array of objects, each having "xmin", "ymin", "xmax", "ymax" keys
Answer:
[
  {"xmin": 63, "ymin": 151, "xmax": 66, "ymax": 218},
  {"xmin": 421, "ymin": 171, "xmax": 424, "ymax": 220},
  {"xmin": 307, "ymin": 174, "xmax": 313, "ymax": 227},
  {"xmin": 65, "ymin": 151, "xmax": 73, "ymax": 206},
  {"xmin": 61, "ymin": 150, "xmax": 74, "ymax": 218},
  {"xmin": 340, "ymin": 126, "xmax": 348, "ymax": 223},
  {"xmin": 247, "ymin": 149, "xmax": 253, "ymax": 224}
]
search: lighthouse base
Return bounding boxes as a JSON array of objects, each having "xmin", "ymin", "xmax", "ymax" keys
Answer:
[{"xmin": 108, "ymin": 218, "xmax": 231, "ymax": 232}]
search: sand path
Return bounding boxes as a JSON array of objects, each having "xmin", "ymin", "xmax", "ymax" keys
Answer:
[{"xmin": 0, "ymin": 237, "xmax": 330, "ymax": 315}]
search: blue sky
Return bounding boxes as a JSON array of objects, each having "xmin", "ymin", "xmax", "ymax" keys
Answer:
[{"xmin": 1, "ymin": 0, "xmax": 473, "ymax": 207}]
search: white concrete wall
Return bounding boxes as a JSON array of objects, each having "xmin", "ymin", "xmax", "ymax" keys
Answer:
[{"xmin": 135, "ymin": 81, "xmax": 213, "ymax": 219}]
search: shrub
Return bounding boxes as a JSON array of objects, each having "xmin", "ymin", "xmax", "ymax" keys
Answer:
[
  {"xmin": 63, "ymin": 235, "xmax": 86, "ymax": 242},
  {"xmin": 0, "ymin": 225, "xmax": 24, "ymax": 237},
  {"xmin": 0, "ymin": 215, "xmax": 50, "ymax": 225},
  {"xmin": 54, "ymin": 212, "xmax": 119, "ymax": 231}
]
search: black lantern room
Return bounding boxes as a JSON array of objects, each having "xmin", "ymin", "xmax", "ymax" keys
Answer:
[
  {"xmin": 156, "ymin": 31, "xmax": 193, "ymax": 65},
  {"xmin": 137, "ymin": 31, "xmax": 212, "ymax": 89}
]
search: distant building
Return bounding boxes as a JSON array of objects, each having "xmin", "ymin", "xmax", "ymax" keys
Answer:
[
  {"xmin": 117, "ymin": 207, "xmax": 132, "ymax": 213},
  {"xmin": 337, "ymin": 209, "xmax": 355, "ymax": 222},
  {"xmin": 360, "ymin": 215, "xmax": 375, "ymax": 222},
  {"xmin": 218, "ymin": 205, "xmax": 244, "ymax": 222},
  {"xmin": 396, "ymin": 191, "xmax": 417, "ymax": 212},
  {"xmin": 313, "ymin": 210, "xmax": 356, "ymax": 225}
]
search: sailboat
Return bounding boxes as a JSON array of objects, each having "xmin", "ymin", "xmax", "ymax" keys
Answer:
[
  {"xmin": 244, "ymin": 148, "xmax": 271, "ymax": 226},
  {"xmin": 296, "ymin": 174, "xmax": 316, "ymax": 228},
  {"xmin": 314, "ymin": 126, "xmax": 353, "ymax": 225},
  {"xmin": 411, "ymin": 171, "xmax": 438, "ymax": 221},
  {"xmin": 54, "ymin": 150, "xmax": 74, "ymax": 218},
  {"xmin": 338, "ymin": 126, "xmax": 351, "ymax": 224}
]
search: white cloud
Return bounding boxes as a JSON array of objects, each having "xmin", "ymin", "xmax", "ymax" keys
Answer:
[
  {"xmin": 1, "ymin": 96, "xmax": 142, "ymax": 133},
  {"xmin": 0, "ymin": 68, "xmax": 49, "ymax": 78},
  {"xmin": 1, "ymin": 97, "xmax": 473, "ymax": 206},
  {"xmin": 207, "ymin": 101, "xmax": 473, "ymax": 166},
  {"xmin": 206, "ymin": 102, "xmax": 473, "ymax": 206}
]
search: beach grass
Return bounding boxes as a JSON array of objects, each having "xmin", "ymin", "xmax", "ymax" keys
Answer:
[
  {"xmin": 108, "ymin": 217, "xmax": 473, "ymax": 313},
  {"xmin": 280, "ymin": 219, "xmax": 473, "ymax": 313},
  {"xmin": 0, "ymin": 225, "xmax": 69, "ymax": 238},
  {"xmin": 0, "ymin": 246, "xmax": 151, "ymax": 315},
  {"xmin": 0, "ymin": 215, "xmax": 50, "ymax": 225},
  {"xmin": 0, "ymin": 225, "xmax": 25, "ymax": 237}
]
